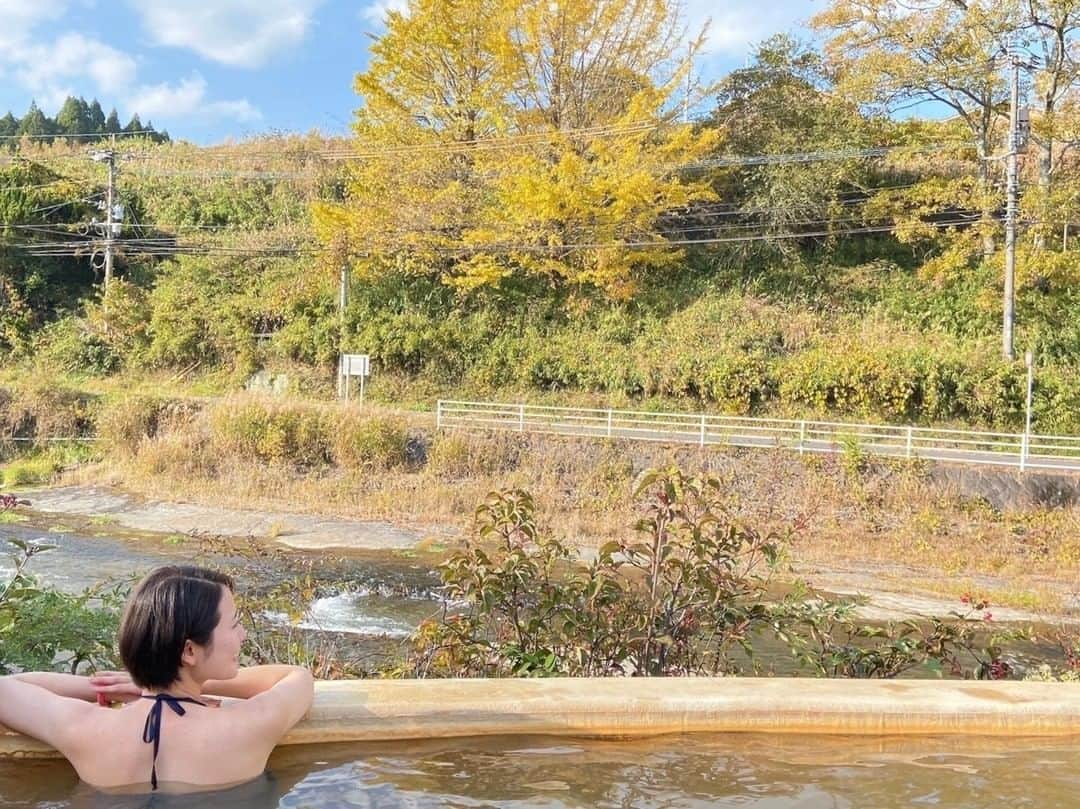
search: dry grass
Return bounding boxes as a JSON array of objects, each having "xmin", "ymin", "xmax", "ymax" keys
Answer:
[{"xmin": 57, "ymin": 394, "xmax": 1080, "ymax": 613}]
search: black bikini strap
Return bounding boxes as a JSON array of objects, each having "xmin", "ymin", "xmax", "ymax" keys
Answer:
[{"xmin": 140, "ymin": 694, "xmax": 205, "ymax": 790}]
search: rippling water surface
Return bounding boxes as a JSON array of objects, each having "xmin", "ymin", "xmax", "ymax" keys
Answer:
[{"xmin": 1, "ymin": 733, "xmax": 1078, "ymax": 808}]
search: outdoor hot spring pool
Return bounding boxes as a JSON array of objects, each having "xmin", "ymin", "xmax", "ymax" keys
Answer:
[{"xmin": 1, "ymin": 732, "xmax": 1079, "ymax": 808}]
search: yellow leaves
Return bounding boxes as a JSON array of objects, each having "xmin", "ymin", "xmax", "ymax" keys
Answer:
[
  {"xmin": 316, "ymin": 0, "xmax": 721, "ymax": 298},
  {"xmin": 1003, "ymin": 245, "xmax": 1080, "ymax": 290},
  {"xmin": 446, "ymin": 254, "xmax": 513, "ymax": 291},
  {"xmin": 918, "ymin": 240, "xmax": 982, "ymax": 285}
]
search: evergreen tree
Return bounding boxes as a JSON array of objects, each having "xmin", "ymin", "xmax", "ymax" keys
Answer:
[
  {"xmin": 144, "ymin": 121, "xmax": 170, "ymax": 144},
  {"xmin": 124, "ymin": 113, "xmax": 143, "ymax": 133},
  {"xmin": 104, "ymin": 108, "xmax": 122, "ymax": 134},
  {"xmin": 88, "ymin": 99, "xmax": 106, "ymax": 133},
  {"xmin": 18, "ymin": 101, "xmax": 52, "ymax": 139},
  {"xmin": 0, "ymin": 113, "xmax": 16, "ymax": 139},
  {"xmin": 56, "ymin": 96, "xmax": 92, "ymax": 136}
]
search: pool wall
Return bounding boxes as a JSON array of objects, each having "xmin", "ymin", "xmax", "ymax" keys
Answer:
[{"xmin": 3, "ymin": 677, "xmax": 1079, "ymax": 758}]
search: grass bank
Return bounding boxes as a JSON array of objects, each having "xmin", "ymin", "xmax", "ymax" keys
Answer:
[{"xmin": 3, "ymin": 387, "xmax": 1075, "ymax": 615}]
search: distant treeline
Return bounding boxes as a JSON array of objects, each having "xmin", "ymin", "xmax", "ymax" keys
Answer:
[{"xmin": 0, "ymin": 96, "xmax": 169, "ymax": 144}]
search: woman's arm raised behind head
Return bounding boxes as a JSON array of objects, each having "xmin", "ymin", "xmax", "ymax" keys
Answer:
[
  {"xmin": 0, "ymin": 674, "xmax": 94, "ymax": 754},
  {"xmin": 202, "ymin": 665, "xmax": 314, "ymax": 700},
  {"xmin": 214, "ymin": 666, "xmax": 315, "ymax": 756}
]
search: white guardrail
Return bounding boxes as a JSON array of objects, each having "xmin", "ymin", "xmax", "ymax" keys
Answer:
[{"xmin": 436, "ymin": 400, "xmax": 1080, "ymax": 473}]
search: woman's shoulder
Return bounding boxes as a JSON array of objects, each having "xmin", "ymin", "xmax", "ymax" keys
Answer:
[{"xmin": 216, "ymin": 669, "xmax": 314, "ymax": 740}]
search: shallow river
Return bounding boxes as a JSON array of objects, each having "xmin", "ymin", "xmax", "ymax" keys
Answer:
[
  {"xmin": 1, "ymin": 517, "xmax": 1067, "ymax": 678},
  {"xmin": 1, "ymin": 733, "xmax": 1079, "ymax": 808},
  {"xmin": 0, "ymin": 519, "xmax": 441, "ymax": 639}
]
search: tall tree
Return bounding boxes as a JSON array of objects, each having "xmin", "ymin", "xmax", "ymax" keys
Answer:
[
  {"xmin": 88, "ymin": 99, "xmax": 107, "ymax": 133},
  {"xmin": 104, "ymin": 108, "xmax": 122, "ymax": 134},
  {"xmin": 318, "ymin": 0, "xmax": 718, "ymax": 298},
  {"xmin": 55, "ymin": 96, "xmax": 92, "ymax": 136},
  {"xmin": 1005, "ymin": 0, "xmax": 1080, "ymax": 248},
  {"xmin": 0, "ymin": 113, "xmax": 16, "ymax": 139},
  {"xmin": 18, "ymin": 101, "xmax": 53, "ymax": 139},
  {"xmin": 811, "ymin": 0, "xmax": 1013, "ymax": 257},
  {"xmin": 707, "ymin": 36, "xmax": 875, "ymax": 262},
  {"xmin": 1013, "ymin": 0, "xmax": 1080, "ymax": 189},
  {"xmin": 507, "ymin": 0, "xmax": 691, "ymax": 131}
]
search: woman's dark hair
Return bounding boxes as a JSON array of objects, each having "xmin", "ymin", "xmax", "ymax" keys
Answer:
[{"xmin": 119, "ymin": 566, "xmax": 235, "ymax": 689}]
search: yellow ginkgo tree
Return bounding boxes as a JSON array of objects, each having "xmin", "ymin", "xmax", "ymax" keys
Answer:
[{"xmin": 315, "ymin": 0, "xmax": 719, "ymax": 300}]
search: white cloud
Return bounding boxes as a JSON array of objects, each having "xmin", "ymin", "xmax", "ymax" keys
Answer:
[
  {"xmin": 132, "ymin": 0, "xmax": 326, "ymax": 68},
  {"xmin": 359, "ymin": 0, "xmax": 409, "ymax": 27},
  {"xmin": 0, "ymin": 1, "xmax": 136, "ymax": 112},
  {"xmin": 0, "ymin": 5, "xmax": 260, "ymax": 131},
  {"xmin": 683, "ymin": 0, "xmax": 818, "ymax": 60},
  {"xmin": 13, "ymin": 33, "xmax": 137, "ymax": 97},
  {"xmin": 125, "ymin": 74, "xmax": 262, "ymax": 124},
  {"xmin": 0, "ymin": 0, "xmax": 68, "ymax": 43}
]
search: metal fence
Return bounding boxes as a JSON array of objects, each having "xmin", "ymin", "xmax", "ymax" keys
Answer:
[{"xmin": 436, "ymin": 400, "xmax": 1080, "ymax": 473}]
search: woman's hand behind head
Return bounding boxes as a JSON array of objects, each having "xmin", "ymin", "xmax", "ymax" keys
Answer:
[{"xmin": 88, "ymin": 671, "xmax": 142, "ymax": 705}]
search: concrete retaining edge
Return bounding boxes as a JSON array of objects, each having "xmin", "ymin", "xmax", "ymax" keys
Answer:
[{"xmin": 3, "ymin": 677, "xmax": 1079, "ymax": 759}]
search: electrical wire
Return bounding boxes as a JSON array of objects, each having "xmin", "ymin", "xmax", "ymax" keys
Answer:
[{"xmin": 5, "ymin": 216, "xmax": 1000, "ymax": 259}]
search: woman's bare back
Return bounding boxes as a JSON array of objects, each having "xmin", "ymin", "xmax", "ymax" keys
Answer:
[{"xmin": 64, "ymin": 698, "xmax": 275, "ymax": 790}]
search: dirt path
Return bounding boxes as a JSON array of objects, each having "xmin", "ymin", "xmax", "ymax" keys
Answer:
[{"xmin": 19, "ymin": 486, "xmax": 437, "ymax": 551}]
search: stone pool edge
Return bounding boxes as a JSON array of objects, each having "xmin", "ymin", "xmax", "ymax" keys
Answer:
[{"xmin": 3, "ymin": 677, "xmax": 1079, "ymax": 759}]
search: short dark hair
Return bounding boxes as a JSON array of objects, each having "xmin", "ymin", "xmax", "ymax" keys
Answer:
[{"xmin": 119, "ymin": 566, "xmax": 235, "ymax": 689}]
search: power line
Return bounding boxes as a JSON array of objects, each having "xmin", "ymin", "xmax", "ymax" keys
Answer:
[
  {"xmin": 0, "ymin": 129, "xmax": 160, "ymax": 142},
  {"xmin": 679, "ymin": 144, "xmax": 966, "ymax": 170},
  {"xmin": 4, "ymin": 216, "xmax": 999, "ymax": 259},
  {"xmin": 104, "ymin": 142, "xmax": 965, "ymax": 186},
  {"xmin": 0, "ymin": 181, "xmax": 966, "ymax": 247}
]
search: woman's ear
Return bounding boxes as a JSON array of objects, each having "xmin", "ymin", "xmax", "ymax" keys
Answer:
[{"xmin": 181, "ymin": 639, "xmax": 198, "ymax": 667}]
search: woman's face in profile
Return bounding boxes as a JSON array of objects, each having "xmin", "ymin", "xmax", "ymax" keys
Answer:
[{"xmin": 189, "ymin": 587, "xmax": 247, "ymax": 681}]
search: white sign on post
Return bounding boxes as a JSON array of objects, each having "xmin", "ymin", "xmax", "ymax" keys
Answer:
[{"xmin": 339, "ymin": 353, "xmax": 371, "ymax": 406}]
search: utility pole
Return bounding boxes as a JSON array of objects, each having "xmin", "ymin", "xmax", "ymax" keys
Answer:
[
  {"xmin": 339, "ymin": 263, "xmax": 349, "ymax": 315},
  {"xmin": 337, "ymin": 263, "xmax": 349, "ymax": 398},
  {"xmin": 1002, "ymin": 54, "xmax": 1022, "ymax": 361},
  {"xmin": 104, "ymin": 145, "xmax": 116, "ymax": 291},
  {"xmin": 90, "ymin": 134, "xmax": 118, "ymax": 294}
]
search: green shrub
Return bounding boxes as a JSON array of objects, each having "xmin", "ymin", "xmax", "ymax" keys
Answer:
[
  {"xmin": 1030, "ymin": 367, "xmax": 1080, "ymax": 434},
  {"xmin": 331, "ymin": 413, "xmax": 409, "ymax": 470},
  {"xmin": 401, "ymin": 470, "xmax": 1029, "ymax": 680},
  {"xmin": 2, "ymin": 456, "xmax": 60, "ymax": 487},
  {"xmin": 699, "ymin": 351, "xmax": 776, "ymax": 414},
  {"xmin": 779, "ymin": 338, "xmax": 921, "ymax": 420},
  {"xmin": 210, "ymin": 399, "xmax": 333, "ymax": 467},
  {"xmin": 0, "ymin": 538, "xmax": 124, "ymax": 673},
  {"xmin": 427, "ymin": 431, "xmax": 520, "ymax": 478},
  {"xmin": 33, "ymin": 317, "xmax": 121, "ymax": 376},
  {"xmin": 96, "ymin": 395, "xmax": 184, "ymax": 456}
]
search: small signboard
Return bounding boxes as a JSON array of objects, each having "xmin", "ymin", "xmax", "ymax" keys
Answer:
[
  {"xmin": 339, "ymin": 353, "xmax": 371, "ymax": 406},
  {"xmin": 340, "ymin": 353, "xmax": 370, "ymax": 378}
]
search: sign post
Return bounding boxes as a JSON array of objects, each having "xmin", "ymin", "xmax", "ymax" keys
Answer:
[
  {"xmin": 1022, "ymin": 349, "xmax": 1034, "ymax": 471},
  {"xmin": 339, "ymin": 354, "xmax": 371, "ymax": 407}
]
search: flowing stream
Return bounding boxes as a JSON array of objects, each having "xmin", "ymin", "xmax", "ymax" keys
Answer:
[{"xmin": 0, "ymin": 516, "xmax": 1068, "ymax": 676}]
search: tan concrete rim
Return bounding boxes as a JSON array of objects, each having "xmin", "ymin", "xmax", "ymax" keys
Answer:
[{"xmin": 3, "ymin": 677, "xmax": 1079, "ymax": 759}]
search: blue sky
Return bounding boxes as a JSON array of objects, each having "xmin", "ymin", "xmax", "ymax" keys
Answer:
[{"xmin": 0, "ymin": 0, "xmax": 818, "ymax": 144}]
